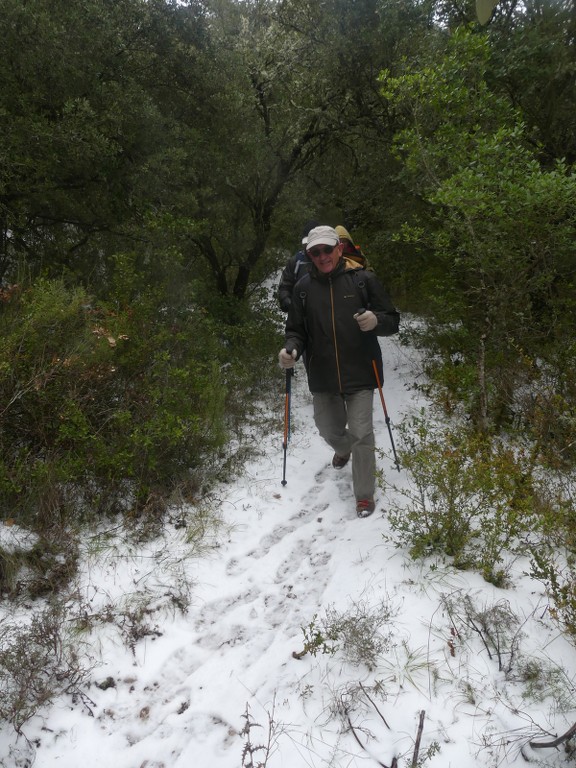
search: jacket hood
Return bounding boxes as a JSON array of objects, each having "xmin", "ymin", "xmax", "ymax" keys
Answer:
[
  {"xmin": 342, "ymin": 256, "xmax": 364, "ymax": 272},
  {"xmin": 335, "ymin": 225, "xmax": 354, "ymax": 244}
]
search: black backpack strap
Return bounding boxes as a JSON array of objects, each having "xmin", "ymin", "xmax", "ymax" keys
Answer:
[
  {"xmin": 297, "ymin": 273, "xmax": 311, "ymax": 332},
  {"xmin": 353, "ymin": 271, "xmax": 370, "ymax": 309},
  {"xmin": 293, "ymin": 250, "xmax": 306, "ymax": 279}
]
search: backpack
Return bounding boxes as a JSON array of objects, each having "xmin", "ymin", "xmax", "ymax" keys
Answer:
[
  {"xmin": 335, "ymin": 225, "xmax": 372, "ymax": 270},
  {"xmin": 293, "ymin": 249, "xmax": 312, "ymax": 279},
  {"xmin": 342, "ymin": 241, "xmax": 371, "ymax": 270}
]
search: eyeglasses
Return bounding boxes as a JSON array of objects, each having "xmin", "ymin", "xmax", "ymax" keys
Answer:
[{"xmin": 308, "ymin": 244, "xmax": 337, "ymax": 259}]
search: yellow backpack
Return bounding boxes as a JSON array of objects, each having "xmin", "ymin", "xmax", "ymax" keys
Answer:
[{"xmin": 335, "ymin": 225, "xmax": 371, "ymax": 270}]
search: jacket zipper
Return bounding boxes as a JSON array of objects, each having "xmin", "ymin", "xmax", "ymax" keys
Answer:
[{"xmin": 329, "ymin": 278, "xmax": 343, "ymax": 392}]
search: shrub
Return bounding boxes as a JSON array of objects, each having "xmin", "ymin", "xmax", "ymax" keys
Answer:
[
  {"xmin": 0, "ymin": 276, "xmax": 230, "ymax": 525},
  {"xmin": 442, "ymin": 594, "xmax": 522, "ymax": 677},
  {"xmin": 518, "ymin": 356, "xmax": 576, "ymax": 470},
  {"xmin": 0, "ymin": 604, "xmax": 93, "ymax": 733},
  {"xmin": 294, "ymin": 599, "xmax": 395, "ymax": 670},
  {"xmin": 385, "ymin": 413, "xmax": 538, "ymax": 585},
  {"xmin": 529, "ymin": 483, "xmax": 576, "ymax": 639}
]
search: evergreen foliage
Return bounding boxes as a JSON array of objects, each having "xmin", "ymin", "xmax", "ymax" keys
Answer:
[
  {"xmin": 381, "ymin": 27, "xmax": 576, "ymax": 431},
  {"xmin": 385, "ymin": 412, "xmax": 539, "ymax": 586},
  {"xmin": 0, "ymin": 274, "xmax": 230, "ymax": 522}
]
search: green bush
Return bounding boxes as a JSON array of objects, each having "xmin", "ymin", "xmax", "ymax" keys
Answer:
[
  {"xmin": 0, "ymin": 276, "xmax": 230, "ymax": 525},
  {"xmin": 385, "ymin": 413, "xmax": 538, "ymax": 585},
  {"xmin": 529, "ymin": 485, "xmax": 576, "ymax": 639},
  {"xmin": 382, "ymin": 29, "xmax": 576, "ymax": 432}
]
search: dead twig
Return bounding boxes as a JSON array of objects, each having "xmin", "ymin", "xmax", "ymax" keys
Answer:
[
  {"xmin": 344, "ymin": 707, "xmax": 396, "ymax": 768},
  {"xmin": 411, "ymin": 710, "xmax": 426, "ymax": 768},
  {"xmin": 359, "ymin": 682, "xmax": 392, "ymax": 730}
]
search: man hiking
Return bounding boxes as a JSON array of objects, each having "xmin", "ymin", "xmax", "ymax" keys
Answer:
[
  {"xmin": 277, "ymin": 220, "xmax": 319, "ymax": 312},
  {"xmin": 278, "ymin": 225, "xmax": 399, "ymax": 518}
]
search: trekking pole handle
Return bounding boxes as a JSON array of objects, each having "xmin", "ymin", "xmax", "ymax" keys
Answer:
[{"xmin": 284, "ymin": 343, "xmax": 296, "ymax": 376}]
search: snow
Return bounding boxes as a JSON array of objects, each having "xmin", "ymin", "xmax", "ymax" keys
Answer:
[{"xmin": 2, "ymin": 317, "xmax": 575, "ymax": 768}]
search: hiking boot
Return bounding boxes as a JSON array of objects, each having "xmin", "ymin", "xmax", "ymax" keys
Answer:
[
  {"xmin": 356, "ymin": 499, "xmax": 375, "ymax": 518},
  {"xmin": 332, "ymin": 452, "xmax": 351, "ymax": 470}
]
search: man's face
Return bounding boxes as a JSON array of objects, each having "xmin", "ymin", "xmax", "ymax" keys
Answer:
[{"xmin": 307, "ymin": 242, "xmax": 343, "ymax": 274}]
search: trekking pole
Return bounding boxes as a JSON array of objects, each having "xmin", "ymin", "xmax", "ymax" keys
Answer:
[
  {"xmin": 355, "ymin": 307, "xmax": 400, "ymax": 472},
  {"xmin": 372, "ymin": 358, "xmax": 401, "ymax": 473},
  {"xmin": 281, "ymin": 347, "xmax": 295, "ymax": 486},
  {"xmin": 355, "ymin": 308, "xmax": 400, "ymax": 473}
]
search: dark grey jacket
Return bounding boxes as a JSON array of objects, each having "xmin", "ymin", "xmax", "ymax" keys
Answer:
[
  {"xmin": 277, "ymin": 249, "xmax": 312, "ymax": 311},
  {"xmin": 285, "ymin": 258, "xmax": 399, "ymax": 394}
]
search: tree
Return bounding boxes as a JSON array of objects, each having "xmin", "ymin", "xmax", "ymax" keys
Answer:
[
  {"xmin": 170, "ymin": 0, "xmax": 434, "ymax": 306},
  {"xmin": 381, "ymin": 28, "xmax": 576, "ymax": 427},
  {"xmin": 172, "ymin": 0, "xmax": 343, "ymax": 306},
  {"xmin": 487, "ymin": 0, "xmax": 576, "ymax": 165},
  {"xmin": 0, "ymin": 0, "xmax": 207, "ymax": 285}
]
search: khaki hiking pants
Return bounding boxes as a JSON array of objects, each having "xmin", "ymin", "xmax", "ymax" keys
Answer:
[{"xmin": 312, "ymin": 389, "xmax": 375, "ymax": 501}]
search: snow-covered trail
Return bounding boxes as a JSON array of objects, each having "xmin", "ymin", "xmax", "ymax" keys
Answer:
[
  {"xmin": 20, "ymin": 334, "xmax": 420, "ymax": 768},
  {"xmin": 124, "ymin": 333, "xmax": 418, "ymax": 768},
  {"xmin": 11, "ymin": 329, "xmax": 575, "ymax": 768}
]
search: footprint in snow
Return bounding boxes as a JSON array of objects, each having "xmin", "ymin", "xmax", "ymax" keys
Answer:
[
  {"xmin": 243, "ymin": 523, "xmax": 298, "ymax": 561},
  {"xmin": 273, "ymin": 537, "xmax": 314, "ymax": 583},
  {"xmin": 313, "ymin": 462, "xmax": 332, "ymax": 483}
]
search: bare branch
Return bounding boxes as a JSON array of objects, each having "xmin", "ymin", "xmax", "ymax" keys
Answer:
[
  {"xmin": 529, "ymin": 720, "xmax": 576, "ymax": 750},
  {"xmin": 411, "ymin": 710, "xmax": 426, "ymax": 768},
  {"xmin": 359, "ymin": 682, "xmax": 392, "ymax": 730}
]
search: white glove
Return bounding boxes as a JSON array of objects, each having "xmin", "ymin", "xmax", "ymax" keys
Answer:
[
  {"xmin": 354, "ymin": 310, "xmax": 378, "ymax": 332},
  {"xmin": 278, "ymin": 348, "xmax": 297, "ymax": 369}
]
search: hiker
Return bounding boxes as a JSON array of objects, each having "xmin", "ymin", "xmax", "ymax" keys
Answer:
[
  {"xmin": 278, "ymin": 225, "xmax": 399, "ymax": 518},
  {"xmin": 277, "ymin": 220, "xmax": 319, "ymax": 312},
  {"xmin": 335, "ymin": 225, "xmax": 369, "ymax": 268}
]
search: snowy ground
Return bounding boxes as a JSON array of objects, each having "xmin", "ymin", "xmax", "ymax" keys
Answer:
[{"xmin": 2, "ymin": 319, "xmax": 576, "ymax": 768}]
